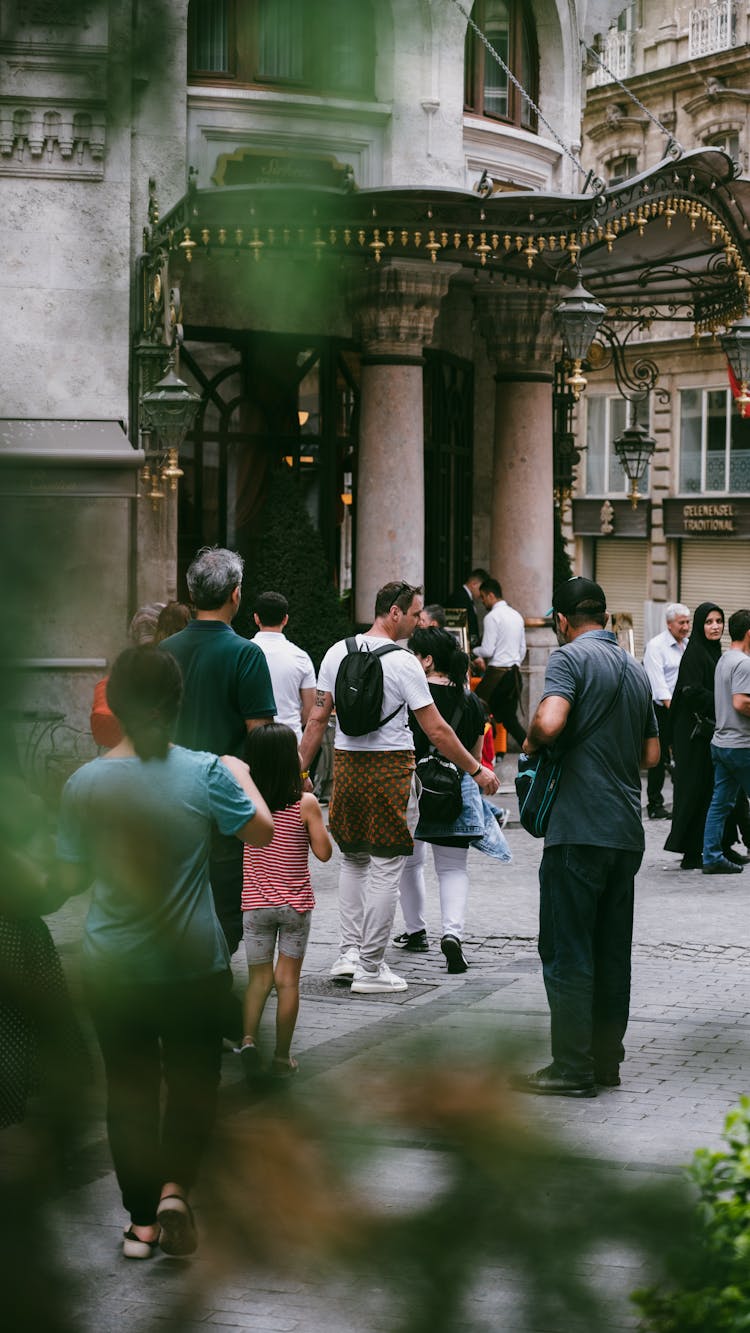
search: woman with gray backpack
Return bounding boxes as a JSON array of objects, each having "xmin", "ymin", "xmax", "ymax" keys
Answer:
[{"xmin": 396, "ymin": 627, "xmax": 511, "ymax": 974}]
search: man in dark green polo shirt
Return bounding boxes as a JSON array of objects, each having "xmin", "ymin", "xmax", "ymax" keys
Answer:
[{"xmin": 161, "ymin": 547, "xmax": 275, "ymax": 955}]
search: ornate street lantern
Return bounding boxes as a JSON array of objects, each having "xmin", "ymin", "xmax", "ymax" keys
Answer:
[
  {"xmin": 613, "ymin": 419, "xmax": 656, "ymax": 510},
  {"xmin": 721, "ymin": 314, "xmax": 750, "ymax": 418},
  {"xmin": 553, "ymin": 279, "xmax": 607, "ymax": 401},
  {"xmin": 139, "ymin": 352, "xmax": 201, "ymax": 506}
]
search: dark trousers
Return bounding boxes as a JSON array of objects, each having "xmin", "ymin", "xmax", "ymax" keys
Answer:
[
  {"xmin": 646, "ymin": 703, "xmax": 671, "ymax": 809},
  {"xmin": 210, "ymin": 839, "xmax": 245, "ymax": 1039},
  {"xmin": 478, "ymin": 667, "xmax": 526, "ymax": 748},
  {"xmin": 87, "ymin": 973, "xmax": 226, "ymax": 1225},
  {"xmin": 538, "ymin": 843, "xmax": 643, "ymax": 1082}
]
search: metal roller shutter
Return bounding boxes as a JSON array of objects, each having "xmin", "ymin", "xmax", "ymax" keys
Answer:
[
  {"xmin": 679, "ymin": 541, "xmax": 750, "ymax": 624},
  {"xmin": 594, "ymin": 540, "xmax": 649, "ymax": 657}
]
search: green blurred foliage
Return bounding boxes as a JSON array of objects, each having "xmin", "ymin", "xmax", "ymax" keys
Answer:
[{"xmin": 634, "ymin": 1098, "xmax": 750, "ymax": 1330}]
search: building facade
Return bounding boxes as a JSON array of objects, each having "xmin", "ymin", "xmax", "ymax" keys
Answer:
[
  {"xmin": 573, "ymin": 0, "xmax": 750, "ymax": 654},
  {"xmin": 3, "ymin": 0, "xmax": 745, "ymax": 762}
]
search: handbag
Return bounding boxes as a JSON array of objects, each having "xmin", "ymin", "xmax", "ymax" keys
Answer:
[
  {"xmin": 689, "ymin": 713, "xmax": 714, "ymax": 741},
  {"xmin": 515, "ymin": 650, "xmax": 629, "ymax": 838},
  {"xmin": 415, "ymin": 696, "xmax": 467, "ymax": 825}
]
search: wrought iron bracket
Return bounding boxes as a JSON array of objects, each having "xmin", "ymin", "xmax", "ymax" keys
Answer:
[{"xmin": 587, "ymin": 319, "xmax": 670, "ymax": 409}]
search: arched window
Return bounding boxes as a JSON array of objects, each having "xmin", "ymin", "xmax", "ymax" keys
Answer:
[
  {"xmin": 188, "ymin": 0, "xmax": 375, "ymax": 98},
  {"xmin": 464, "ymin": 0, "xmax": 538, "ymax": 132}
]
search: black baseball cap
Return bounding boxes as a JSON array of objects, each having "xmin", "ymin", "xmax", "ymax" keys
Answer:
[{"xmin": 550, "ymin": 576, "xmax": 607, "ymax": 617}]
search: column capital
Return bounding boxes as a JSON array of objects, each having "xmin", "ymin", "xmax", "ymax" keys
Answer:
[
  {"xmin": 475, "ymin": 286, "xmax": 560, "ymax": 378},
  {"xmin": 351, "ymin": 259, "xmax": 459, "ymax": 358}
]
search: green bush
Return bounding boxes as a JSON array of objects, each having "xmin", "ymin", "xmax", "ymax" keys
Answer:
[
  {"xmin": 634, "ymin": 1098, "xmax": 750, "ymax": 1331},
  {"xmin": 237, "ymin": 463, "xmax": 351, "ymax": 669}
]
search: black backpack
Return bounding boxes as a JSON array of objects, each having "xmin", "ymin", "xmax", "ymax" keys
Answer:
[{"xmin": 334, "ymin": 637, "xmax": 403, "ymax": 737}]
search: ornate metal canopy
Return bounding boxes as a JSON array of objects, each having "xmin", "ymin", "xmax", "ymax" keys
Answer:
[{"xmin": 143, "ymin": 147, "xmax": 750, "ymax": 335}]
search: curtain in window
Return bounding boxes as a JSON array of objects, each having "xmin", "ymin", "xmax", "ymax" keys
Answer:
[
  {"xmin": 483, "ymin": 0, "xmax": 510, "ymax": 119},
  {"xmin": 258, "ymin": 0, "xmax": 305, "ymax": 82},
  {"xmin": 189, "ymin": 0, "xmax": 230, "ymax": 72}
]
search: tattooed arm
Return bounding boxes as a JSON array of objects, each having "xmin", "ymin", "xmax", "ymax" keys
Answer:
[{"xmin": 299, "ymin": 688, "xmax": 334, "ymax": 770}]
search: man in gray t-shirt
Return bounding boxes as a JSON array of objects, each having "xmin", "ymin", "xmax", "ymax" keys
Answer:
[
  {"xmin": 702, "ymin": 610, "xmax": 750, "ymax": 872},
  {"xmin": 511, "ymin": 578, "xmax": 659, "ymax": 1101}
]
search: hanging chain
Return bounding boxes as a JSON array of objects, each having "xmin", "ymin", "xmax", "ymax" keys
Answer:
[
  {"xmin": 444, "ymin": 0, "xmax": 594, "ymax": 187},
  {"xmin": 582, "ymin": 40, "xmax": 682, "ymax": 157}
]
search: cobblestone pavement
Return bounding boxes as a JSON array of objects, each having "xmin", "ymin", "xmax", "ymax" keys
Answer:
[{"xmin": 41, "ymin": 764, "xmax": 750, "ymax": 1331}]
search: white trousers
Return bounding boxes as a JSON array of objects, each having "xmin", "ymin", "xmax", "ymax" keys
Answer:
[
  {"xmin": 398, "ymin": 839, "xmax": 469, "ymax": 940},
  {"xmin": 339, "ymin": 853, "xmax": 405, "ymax": 969}
]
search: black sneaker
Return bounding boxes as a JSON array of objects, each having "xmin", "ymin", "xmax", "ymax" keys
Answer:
[
  {"xmin": 647, "ymin": 803, "xmax": 670, "ymax": 820},
  {"xmin": 440, "ymin": 934, "xmax": 468, "ymax": 974},
  {"xmin": 393, "ymin": 929, "xmax": 429, "ymax": 952}
]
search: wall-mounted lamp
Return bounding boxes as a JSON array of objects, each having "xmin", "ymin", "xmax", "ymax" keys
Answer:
[
  {"xmin": 139, "ymin": 351, "xmax": 201, "ymax": 507},
  {"xmin": 721, "ymin": 314, "xmax": 750, "ymax": 417},
  {"xmin": 553, "ymin": 278, "xmax": 607, "ymax": 400}
]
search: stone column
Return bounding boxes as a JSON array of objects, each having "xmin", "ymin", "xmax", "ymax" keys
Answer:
[
  {"xmin": 476, "ymin": 287, "xmax": 559, "ymax": 719},
  {"xmin": 350, "ymin": 260, "xmax": 457, "ymax": 623}
]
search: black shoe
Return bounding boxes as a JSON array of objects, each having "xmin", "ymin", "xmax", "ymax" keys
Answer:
[
  {"xmin": 510, "ymin": 1064, "xmax": 597, "ymax": 1098},
  {"xmin": 722, "ymin": 848, "xmax": 750, "ymax": 866},
  {"xmin": 703, "ymin": 858, "xmax": 744, "ymax": 875},
  {"xmin": 594, "ymin": 1068, "xmax": 621, "ymax": 1088},
  {"xmin": 648, "ymin": 803, "xmax": 670, "ymax": 820},
  {"xmin": 440, "ymin": 933, "xmax": 468, "ymax": 974},
  {"xmin": 393, "ymin": 929, "xmax": 429, "ymax": 952},
  {"xmin": 680, "ymin": 855, "xmax": 703, "ymax": 870}
]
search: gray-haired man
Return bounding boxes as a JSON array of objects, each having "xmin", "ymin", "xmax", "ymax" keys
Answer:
[
  {"xmin": 642, "ymin": 602, "xmax": 690, "ymax": 818},
  {"xmin": 161, "ymin": 546, "xmax": 276, "ymax": 954}
]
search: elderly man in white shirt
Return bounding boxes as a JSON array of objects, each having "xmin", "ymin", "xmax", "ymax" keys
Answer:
[
  {"xmin": 252, "ymin": 591, "xmax": 316, "ymax": 742},
  {"xmin": 642, "ymin": 602, "xmax": 690, "ymax": 818},
  {"xmin": 472, "ymin": 576, "xmax": 527, "ymax": 748}
]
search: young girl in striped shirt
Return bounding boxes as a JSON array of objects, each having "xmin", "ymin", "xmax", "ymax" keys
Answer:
[{"xmin": 240, "ymin": 722, "xmax": 332, "ymax": 1078}]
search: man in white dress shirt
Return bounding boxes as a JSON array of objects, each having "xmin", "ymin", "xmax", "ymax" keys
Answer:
[
  {"xmin": 642, "ymin": 602, "xmax": 691, "ymax": 818},
  {"xmin": 472, "ymin": 577, "xmax": 527, "ymax": 748},
  {"xmin": 252, "ymin": 591, "xmax": 316, "ymax": 741}
]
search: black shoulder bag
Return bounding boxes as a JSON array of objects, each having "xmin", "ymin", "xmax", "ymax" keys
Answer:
[{"xmin": 415, "ymin": 694, "xmax": 469, "ymax": 825}]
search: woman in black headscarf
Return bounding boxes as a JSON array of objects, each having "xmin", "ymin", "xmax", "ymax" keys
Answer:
[{"xmin": 665, "ymin": 601, "xmax": 724, "ymax": 869}]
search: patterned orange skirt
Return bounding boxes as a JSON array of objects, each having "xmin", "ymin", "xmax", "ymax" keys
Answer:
[{"xmin": 329, "ymin": 749, "xmax": 415, "ymax": 857}]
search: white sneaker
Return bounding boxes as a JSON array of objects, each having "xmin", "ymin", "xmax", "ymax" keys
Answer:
[
  {"xmin": 350, "ymin": 961, "xmax": 408, "ymax": 994},
  {"xmin": 495, "ymin": 806, "xmax": 510, "ymax": 830},
  {"xmin": 329, "ymin": 947, "xmax": 360, "ymax": 979}
]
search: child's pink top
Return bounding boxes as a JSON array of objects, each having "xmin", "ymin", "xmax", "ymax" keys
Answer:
[{"xmin": 241, "ymin": 801, "xmax": 314, "ymax": 913}]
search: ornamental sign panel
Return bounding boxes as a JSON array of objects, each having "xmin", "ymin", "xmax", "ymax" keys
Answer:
[
  {"xmin": 211, "ymin": 148, "xmax": 355, "ymax": 190},
  {"xmin": 662, "ymin": 499, "xmax": 750, "ymax": 538}
]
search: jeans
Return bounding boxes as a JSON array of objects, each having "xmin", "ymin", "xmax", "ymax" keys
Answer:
[
  {"xmin": 87, "ymin": 972, "xmax": 226, "ymax": 1225},
  {"xmin": 702, "ymin": 745, "xmax": 750, "ymax": 864},
  {"xmin": 399, "ymin": 839, "xmax": 470, "ymax": 939},
  {"xmin": 538, "ymin": 843, "xmax": 643, "ymax": 1083}
]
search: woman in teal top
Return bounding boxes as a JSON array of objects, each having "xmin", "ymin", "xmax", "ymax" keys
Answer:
[{"xmin": 57, "ymin": 647, "xmax": 273, "ymax": 1261}]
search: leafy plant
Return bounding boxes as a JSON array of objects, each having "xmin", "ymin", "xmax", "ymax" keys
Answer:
[{"xmin": 634, "ymin": 1098, "xmax": 750, "ymax": 1331}]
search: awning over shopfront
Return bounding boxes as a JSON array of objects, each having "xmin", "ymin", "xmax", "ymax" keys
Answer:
[{"xmin": 144, "ymin": 147, "xmax": 750, "ymax": 333}]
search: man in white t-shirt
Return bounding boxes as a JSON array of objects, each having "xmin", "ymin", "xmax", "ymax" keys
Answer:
[
  {"xmin": 702, "ymin": 608, "xmax": 750, "ymax": 874},
  {"xmin": 299, "ymin": 580, "xmax": 500, "ymax": 994},
  {"xmin": 252, "ymin": 591, "xmax": 316, "ymax": 742},
  {"xmin": 473, "ymin": 576, "xmax": 527, "ymax": 748}
]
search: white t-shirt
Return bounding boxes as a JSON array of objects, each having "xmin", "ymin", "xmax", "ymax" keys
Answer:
[
  {"xmin": 317, "ymin": 634, "xmax": 433, "ymax": 751},
  {"xmin": 253, "ymin": 631, "xmax": 316, "ymax": 741}
]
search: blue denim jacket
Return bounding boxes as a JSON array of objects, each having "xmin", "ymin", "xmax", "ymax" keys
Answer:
[{"xmin": 415, "ymin": 771, "xmax": 511, "ymax": 862}]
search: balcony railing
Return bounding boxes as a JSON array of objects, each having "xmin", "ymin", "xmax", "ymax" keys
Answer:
[
  {"xmin": 591, "ymin": 28, "xmax": 634, "ymax": 86},
  {"xmin": 688, "ymin": 1, "xmax": 736, "ymax": 58}
]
